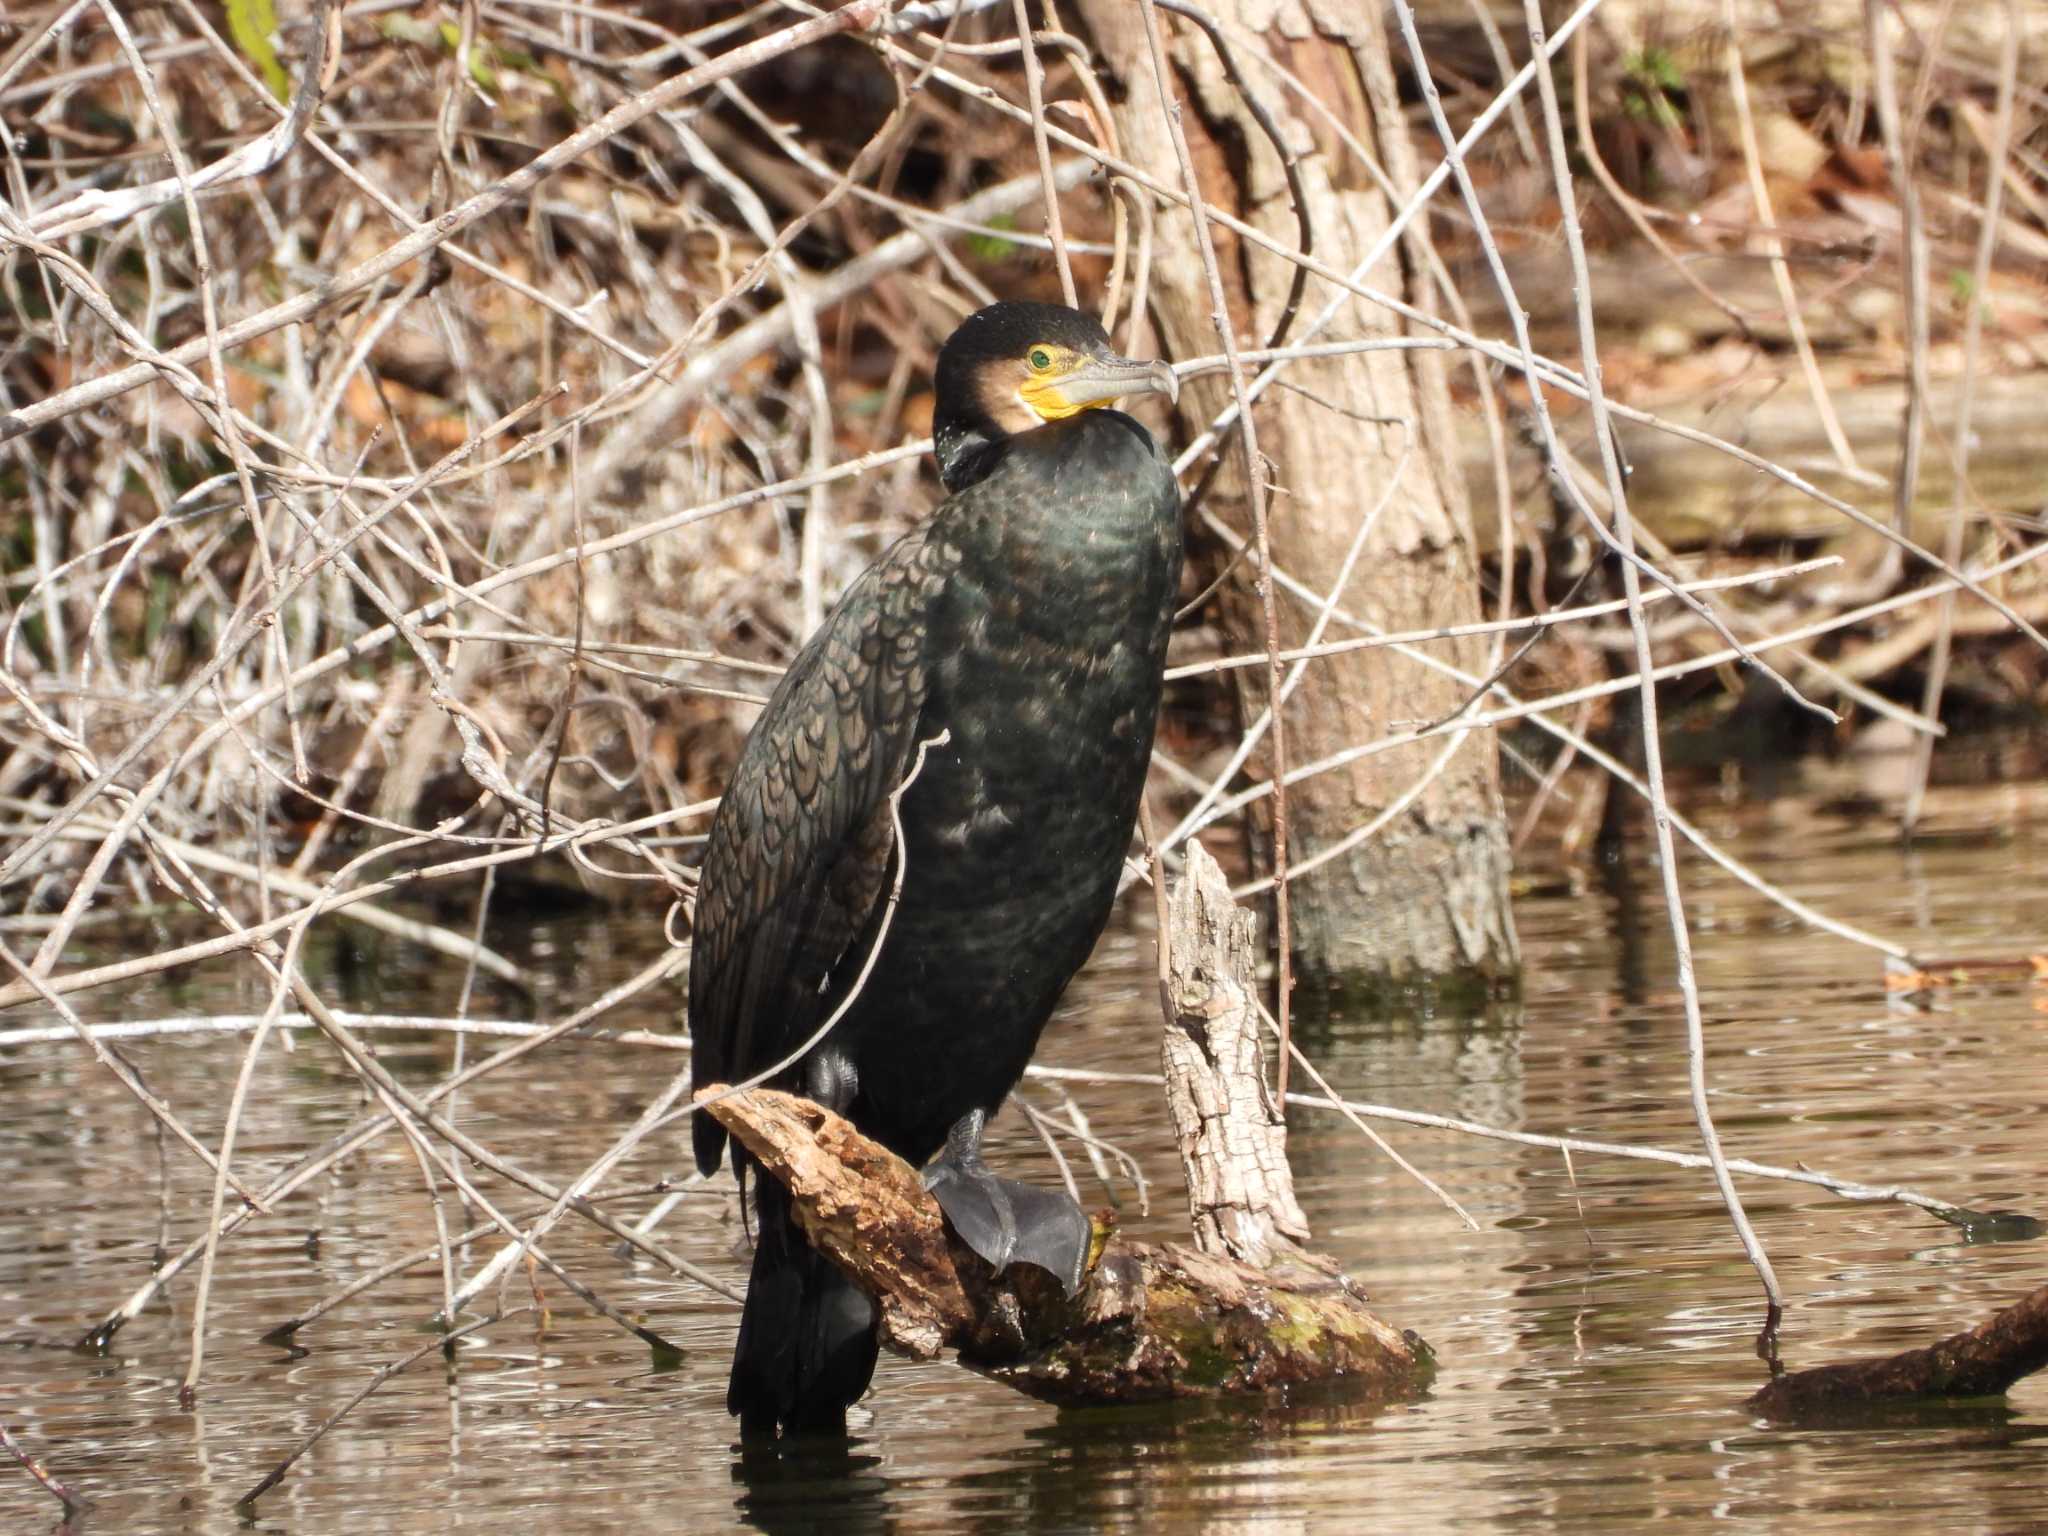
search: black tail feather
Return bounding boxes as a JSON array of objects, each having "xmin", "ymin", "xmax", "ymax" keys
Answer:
[{"xmin": 729, "ymin": 1169, "xmax": 879, "ymax": 1438}]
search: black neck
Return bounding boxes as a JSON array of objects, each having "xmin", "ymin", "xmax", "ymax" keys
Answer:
[{"xmin": 933, "ymin": 414, "xmax": 1009, "ymax": 493}]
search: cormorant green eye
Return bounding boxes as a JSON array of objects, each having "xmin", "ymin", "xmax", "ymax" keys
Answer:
[{"xmin": 1028, "ymin": 347, "xmax": 1053, "ymax": 372}]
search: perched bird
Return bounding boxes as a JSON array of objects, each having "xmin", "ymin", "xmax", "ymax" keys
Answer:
[{"xmin": 689, "ymin": 300, "xmax": 1182, "ymax": 1438}]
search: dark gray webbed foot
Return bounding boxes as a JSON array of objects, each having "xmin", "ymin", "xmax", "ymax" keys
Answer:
[{"xmin": 922, "ymin": 1112, "xmax": 1091, "ymax": 1296}]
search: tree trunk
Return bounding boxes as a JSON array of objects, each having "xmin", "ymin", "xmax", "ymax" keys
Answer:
[{"xmin": 1076, "ymin": 0, "xmax": 1518, "ymax": 998}]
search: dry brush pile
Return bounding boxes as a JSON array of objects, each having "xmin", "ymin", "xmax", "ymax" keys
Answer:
[{"xmin": 2, "ymin": 1, "xmax": 2045, "ymax": 924}]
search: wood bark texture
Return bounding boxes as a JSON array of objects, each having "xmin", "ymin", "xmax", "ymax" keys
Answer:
[
  {"xmin": 1075, "ymin": 0, "xmax": 1518, "ymax": 992},
  {"xmin": 700, "ymin": 1086, "xmax": 1429, "ymax": 1407},
  {"xmin": 1162, "ymin": 841, "xmax": 1310, "ymax": 1266}
]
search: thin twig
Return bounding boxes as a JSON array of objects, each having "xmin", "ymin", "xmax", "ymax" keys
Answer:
[
  {"xmin": 237, "ymin": 1307, "xmax": 532, "ymax": 1510},
  {"xmin": 0, "ymin": 1421, "xmax": 86, "ymax": 1521},
  {"xmin": 1011, "ymin": 0, "xmax": 1076, "ymax": 306},
  {"xmin": 1722, "ymin": 2, "xmax": 1865, "ymax": 480},
  {"xmin": 1520, "ymin": 0, "xmax": 1783, "ymax": 1334},
  {"xmin": 1034, "ymin": 1063, "xmax": 2007, "ymax": 1233},
  {"xmin": 452, "ymin": 728, "xmax": 951, "ymax": 1315},
  {"xmin": 0, "ymin": 0, "xmax": 895, "ymax": 443},
  {"xmin": 1260, "ymin": 999, "xmax": 1477, "ymax": 1231},
  {"xmin": 1134, "ymin": 0, "xmax": 1296, "ymax": 1098}
]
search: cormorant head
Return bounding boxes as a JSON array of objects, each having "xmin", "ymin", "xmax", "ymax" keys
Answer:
[{"xmin": 931, "ymin": 301, "xmax": 1179, "ymax": 491}]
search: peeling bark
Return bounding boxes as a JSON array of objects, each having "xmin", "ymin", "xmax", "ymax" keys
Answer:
[
  {"xmin": 696, "ymin": 847, "xmax": 1431, "ymax": 1408},
  {"xmin": 1162, "ymin": 842, "xmax": 1310, "ymax": 1266}
]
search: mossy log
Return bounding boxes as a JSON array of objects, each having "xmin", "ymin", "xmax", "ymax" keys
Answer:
[
  {"xmin": 699, "ymin": 1087, "xmax": 1431, "ymax": 1408},
  {"xmin": 1749, "ymin": 1282, "xmax": 2048, "ymax": 1420}
]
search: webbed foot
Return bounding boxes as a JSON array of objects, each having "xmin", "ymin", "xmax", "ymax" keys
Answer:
[{"xmin": 922, "ymin": 1112, "xmax": 1091, "ymax": 1296}]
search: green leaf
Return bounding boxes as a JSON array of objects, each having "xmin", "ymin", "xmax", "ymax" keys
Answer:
[
  {"xmin": 967, "ymin": 212, "xmax": 1020, "ymax": 264},
  {"xmin": 1625, "ymin": 47, "xmax": 1686, "ymax": 94},
  {"xmin": 437, "ymin": 21, "xmax": 501, "ymax": 94},
  {"xmin": 377, "ymin": 15, "xmax": 574, "ymax": 114},
  {"xmin": 227, "ymin": 0, "xmax": 290, "ymax": 102}
]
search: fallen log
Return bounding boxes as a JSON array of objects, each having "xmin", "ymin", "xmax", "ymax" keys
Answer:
[
  {"xmin": 1455, "ymin": 364, "xmax": 2048, "ymax": 556},
  {"xmin": 695, "ymin": 843, "xmax": 1430, "ymax": 1409},
  {"xmin": 1749, "ymin": 1282, "xmax": 2048, "ymax": 1420}
]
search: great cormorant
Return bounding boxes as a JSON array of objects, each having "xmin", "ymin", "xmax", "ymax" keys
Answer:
[{"xmin": 689, "ymin": 301, "xmax": 1182, "ymax": 1438}]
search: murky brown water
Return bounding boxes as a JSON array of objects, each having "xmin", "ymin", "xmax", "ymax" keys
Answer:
[{"xmin": 4, "ymin": 744, "xmax": 2046, "ymax": 1533}]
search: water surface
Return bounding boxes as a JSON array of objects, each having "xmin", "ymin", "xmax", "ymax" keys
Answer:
[{"xmin": 3, "ymin": 750, "xmax": 2044, "ymax": 1532}]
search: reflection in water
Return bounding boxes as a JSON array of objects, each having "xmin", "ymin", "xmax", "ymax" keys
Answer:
[
  {"xmin": 1750, "ymin": 1395, "xmax": 2036, "ymax": 1434},
  {"xmin": 733, "ymin": 1436, "xmax": 889, "ymax": 1535},
  {"xmin": 956, "ymin": 1389, "xmax": 1399, "ymax": 1534},
  {"xmin": 728, "ymin": 1388, "xmax": 1408, "ymax": 1536},
  {"xmin": 2, "ymin": 749, "xmax": 2047, "ymax": 1532},
  {"xmin": 1594, "ymin": 818, "xmax": 1656, "ymax": 1012}
]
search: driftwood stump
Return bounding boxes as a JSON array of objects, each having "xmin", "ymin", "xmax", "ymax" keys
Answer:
[
  {"xmin": 1159, "ymin": 843, "xmax": 1311, "ymax": 1268},
  {"xmin": 700, "ymin": 1088, "xmax": 1426, "ymax": 1406},
  {"xmin": 695, "ymin": 840, "xmax": 1429, "ymax": 1408}
]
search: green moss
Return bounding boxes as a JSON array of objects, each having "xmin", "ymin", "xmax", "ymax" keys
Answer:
[
  {"xmin": 1176, "ymin": 1335, "xmax": 1236, "ymax": 1389},
  {"xmin": 1265, "ymin": 1292, "xmax": 1335, "ymax": 1356}
]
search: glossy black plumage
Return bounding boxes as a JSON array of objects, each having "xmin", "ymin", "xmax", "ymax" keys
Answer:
[{"xmin": 689, "ymin": 302, "xmax": 1181, "ymax": 1438}]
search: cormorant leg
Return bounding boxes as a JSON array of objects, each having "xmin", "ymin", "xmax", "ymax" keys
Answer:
[{"xmin": 920, "ymin": 1108, "xmax": 1091, "ymax": 1296}]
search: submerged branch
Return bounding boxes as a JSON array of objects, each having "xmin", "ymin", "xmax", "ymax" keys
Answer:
[
  {"xmin": 1750, "ymin": 1283, "xmax": 2048, "ymax": 1420},
  {"xmin": 0, "ymin": 1420, "xmax": 88, "ymax": 1522}
]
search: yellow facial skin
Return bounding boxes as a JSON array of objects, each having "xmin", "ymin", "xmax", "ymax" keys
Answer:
[
  {"xmin": 1015, "ymin": 343, "xmax": 1097, "ymax": 422},
  {"xmin": 975, "ymin": 339, "xmax": 1177, "ymax": 436}
]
